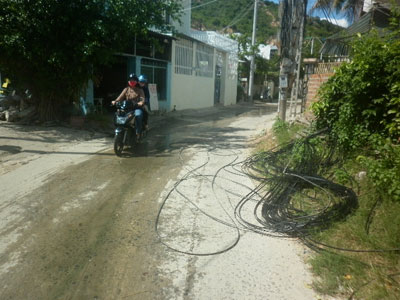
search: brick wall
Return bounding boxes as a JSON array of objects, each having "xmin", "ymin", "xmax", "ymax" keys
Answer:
[{"xmin": 304, "ymin": 73, "xmax": 334, "ymax": 117}]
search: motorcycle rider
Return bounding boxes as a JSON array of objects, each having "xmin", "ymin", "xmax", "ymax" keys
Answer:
[
  {"xmin": 112, "ymin": 74, "xmax": 145, "ymax": 140},
  {"xmin": 138, "ymin": 74, "xmax": 150, "ymax": 130}
]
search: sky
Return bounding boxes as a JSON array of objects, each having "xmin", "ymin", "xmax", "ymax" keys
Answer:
[{"xmin": 268, "ymin": 0, "xmax": 350, "ymax": 27}]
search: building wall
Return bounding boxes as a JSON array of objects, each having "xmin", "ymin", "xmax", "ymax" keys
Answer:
[
  {"xmin": 223, "ymin": 57, "xmax": 237, "ymax": 106},
  {"xmin": 169, "ymin": 37, "xmax": 238, "ymax": 111},
  {"xmin": 304, "ymin": 72, "xmax": 334, "ymax": 119},
  {"xmin": 88, "ymin": 36, "xmax": 237, "ymax": 113},
  {"xmin": 170, "ymin": 73, "xmax": 214, "ymax": 110},
  {"xmin": 170, "ymin": 39, "xmax": 215, "ymax": 110},
  {"xmin": 304, "ymin": 61, "xmax": 345, "ymax": 118},
  {"xmin": 224, "ymin": 79, "xmax": 237, "ymax": 106}
]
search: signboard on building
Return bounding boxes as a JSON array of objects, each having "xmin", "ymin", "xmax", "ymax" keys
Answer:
[{"xmin": 148, "ymin": 84, "xmax": 159, "ymax": 111}]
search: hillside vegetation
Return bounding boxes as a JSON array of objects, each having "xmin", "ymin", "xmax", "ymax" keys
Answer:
[{"xmin": 191, "ymin": 0, "xmax": 342, "ymax": 45}]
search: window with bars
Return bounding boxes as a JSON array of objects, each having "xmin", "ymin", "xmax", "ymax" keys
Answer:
[
  {"xmin": 195, "ymin": 44, "xmax": 214, "ymax": 78},
  {"xmin": 174, "ymin": 39, "xmax": 193, "ymax": 75}
]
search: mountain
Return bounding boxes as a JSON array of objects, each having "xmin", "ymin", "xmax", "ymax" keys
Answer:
[{"xmin": 191, "ymin": 0, "xmax": 343, "ymax": 45}]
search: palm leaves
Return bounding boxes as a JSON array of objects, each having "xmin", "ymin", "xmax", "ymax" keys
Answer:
[{"xmin": 310, "ymin": 0, "xmax": 365, "ymax": 22}]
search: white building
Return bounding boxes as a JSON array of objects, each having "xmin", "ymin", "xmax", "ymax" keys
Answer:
[
  {"xmin": 258, "ymin": 44, "xmax": 278, "ymax": 60},
  {"xmin": 90, "ymin": 0, "xmax": 238, "ymax": 112}
]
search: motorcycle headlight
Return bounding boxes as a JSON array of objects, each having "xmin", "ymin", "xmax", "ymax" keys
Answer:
[{"xmin": 116, "ymin": 115, "xmax": 129, "ymax": 124}]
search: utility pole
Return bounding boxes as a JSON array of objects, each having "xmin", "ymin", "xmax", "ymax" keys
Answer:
[
  {"xmin": 289, "ymin": 10, "xmax": 305, "ymax": 118},
  {"xmin": 248, "ymin": 0, "xmax": 258, "ymax": 102},
  {"xmin": 278, "ymin": 0, "xmax": 307, "ymax": 121}
]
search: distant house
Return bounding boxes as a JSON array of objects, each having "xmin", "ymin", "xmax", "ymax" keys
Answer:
[
  {"xmin": 258, "ymin": 44, "xmax": 278, "ymax": 60},
  {"xmin": 88, "ymin": 0, "xmax": 238, "ymax": 113}
]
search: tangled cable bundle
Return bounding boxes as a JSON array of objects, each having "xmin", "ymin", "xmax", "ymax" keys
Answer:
[
  {"xmin": 240, "ymin": 130, "xmax": 358, "ymax": 238},
  {"xmin": 156, "ymin": 131, "xmax": 400, "ymax": 255}
]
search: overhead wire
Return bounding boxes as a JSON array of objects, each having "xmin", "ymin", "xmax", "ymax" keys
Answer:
[
  {"xmin": 183, "ymin": 0, "xmax": 255, "ymax": 33},
  {"xmin": 184, "ymin": 0, "xmax": 221, "ymax": 11},
  {"xmin": 222, "ymin": 1, "xmax": 255, "ymax": 31}
]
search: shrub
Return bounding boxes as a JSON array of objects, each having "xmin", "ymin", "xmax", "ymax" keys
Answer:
[{"xmin": 312, "ymin": 14, "xmax": 400, "ymax": 150}]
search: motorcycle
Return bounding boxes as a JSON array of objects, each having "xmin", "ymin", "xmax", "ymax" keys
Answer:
[
  {"xmin": 260, "ymin": 88, "xmax": 272, "ymax": 102},
  {"xmin": 113, "ymin": 100, "xmax": 146, "ymax": 156}
]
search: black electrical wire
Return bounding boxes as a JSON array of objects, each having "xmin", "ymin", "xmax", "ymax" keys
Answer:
[
  {"xmin": 155, "ymin": 130, "xmax": 400, "ymax": 256},
  {"xmin": 155, "ymin": 146, "xmax": 245, "ymax": 256},
  {"xmin": 240, "ymin": 129, "xmax": 400, "ymax": 253}
]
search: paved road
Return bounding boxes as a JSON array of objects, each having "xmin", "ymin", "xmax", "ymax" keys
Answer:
[{"xmin": 0, "ymin": 103, "xmax": 320, "ymax": 299}]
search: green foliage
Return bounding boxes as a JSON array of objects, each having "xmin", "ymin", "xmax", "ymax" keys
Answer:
[
  {"xmin": 309, "ymin": 176, "xmax": 400, "ymax": 299},
  {"xmin": 303, "ymin": 9, "xmax": 400, "ymax": 295},
  {"xmin": 272, "ymin": 118, "xmax": 292, "ymax": 145},
  {"xmin": 290, "ymin": 136, "xmax": 323, "ymax": 169},
  {"xmin": 191, "ymin": 1, "xmax": 341, "ymax": 45},
  {"xmin": 312, "ymin": 12, "xmax": 400, "ymax": 149},
  {"xmin": 263, "ymin": 117, "xmax": 400, "ymax": 299},
  {"xmin": 0, "ymin": 0, "xmax": 181, "ymax": 121},
  {"xmin": 192, "ymin": 0, "xmax": 279, "ymax": 43},
  {"xmin": 312, "ymin": 5, "xmax": 400, "ymax": 205},
  {"xmin": 311, "ymin": 251, "xmax": 367, "ymax": 295},
  {"xmin": 357, "ymin": 135, "xmax": 400, "ymax": 202},
  {"xmin": 192, "ymin": 0, "xmax": 341, "ymax": 85},
  {"xmin": 255, "ymin": 54, "xmax": 280, "ymax": 81},
  {"xmin": 310, "ymin": 5, "xmax": 400, "ymax": 202},
  {"xmin": 232, "ymin": 33, "xmax": 280, "ymax": 84}
]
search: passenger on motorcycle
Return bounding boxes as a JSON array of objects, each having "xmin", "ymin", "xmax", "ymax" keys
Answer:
[
  {"xmin": 112, "ymin": 74, "xmax": 145, "ymax": 139},
  {"xmin": 138, "ymin": 74, "xmax": 150, "ymax": 130}
]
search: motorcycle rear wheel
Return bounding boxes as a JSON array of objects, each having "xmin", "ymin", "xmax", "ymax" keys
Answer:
[{"xmin": 114, "ymin": 135, "xmax": 124, "ymax": 156}]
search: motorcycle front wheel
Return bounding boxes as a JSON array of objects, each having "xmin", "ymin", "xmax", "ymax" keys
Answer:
[{"xmin": 114, "ymin": 134, "xmax": 124, "ymax": 156}]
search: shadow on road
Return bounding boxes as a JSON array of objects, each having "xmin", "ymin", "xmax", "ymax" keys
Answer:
[{"xmin": 0, "ymin": 102, "xmax": 277, "ymax": 159}]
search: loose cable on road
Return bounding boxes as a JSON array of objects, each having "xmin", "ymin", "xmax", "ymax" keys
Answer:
[
  {"xmin": 155, "ymin": 131, "xmax": 400, "ymax": 256},
  {"xmin": 155, "ymin": 145, "xmax": 243, "ymax": 256}
]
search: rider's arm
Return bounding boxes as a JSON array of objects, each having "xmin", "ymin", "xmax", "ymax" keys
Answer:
[
  {"xmin": 112, "ymin": 88, "xmax": 127, "ymax": 105},
  {"xmin": 137, "ymin": 89, "xmax": 145, "ymax": 106}
]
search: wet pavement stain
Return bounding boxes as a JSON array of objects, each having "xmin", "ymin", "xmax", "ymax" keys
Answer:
[{"xmin": 0, "ymin": 103, "xmax": 278, "ymax": 299}]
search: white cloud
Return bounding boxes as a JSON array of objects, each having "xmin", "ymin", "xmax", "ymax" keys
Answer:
[{"xmin": 321, "ymin": 17, "xmax": 349, "ymax": 28}]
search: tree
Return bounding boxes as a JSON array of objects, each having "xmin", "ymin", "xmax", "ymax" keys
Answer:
[
  {"xmin": 0, "ymin": 0, "xmax": 181, "ymax": 121},
  {"xmin": 310, "ymin": 0, "xmax": 364, "ymax": 22}
]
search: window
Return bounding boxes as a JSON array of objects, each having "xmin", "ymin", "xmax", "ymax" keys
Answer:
[
  {"xmin": 196, "ymin": 44, "xmax": 214, "ymax": 77},
  {"xmin": 175, "ymin": 39, "xmax": 193, "ymax": 75}
]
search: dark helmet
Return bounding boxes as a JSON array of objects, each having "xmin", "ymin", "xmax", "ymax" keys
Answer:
[
  {"xmin": 138, "ymin": 74, "xmax": 148, "ymax": 83},
  {"xmin": 128, "ymin": 73, "xmax": 138, "ymax": 82}
]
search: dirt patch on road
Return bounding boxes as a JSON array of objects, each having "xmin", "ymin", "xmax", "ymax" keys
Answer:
[
  {"xmin": 0, "ymin": 121, "xmax": 109, "ymax": 175},
  {"xmin": 0, "ymin": 138, "xmax": 186, "ymax": 299}
]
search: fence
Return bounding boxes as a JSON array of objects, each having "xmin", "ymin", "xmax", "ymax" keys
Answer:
[{"xmin": 314, "ymin": 62, "xmax": 344, "ymax": 74}]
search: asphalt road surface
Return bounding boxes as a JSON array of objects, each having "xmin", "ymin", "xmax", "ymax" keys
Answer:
[{"xmin": 0, "ymin": 103, "xmax": 323, "ymax": 300}]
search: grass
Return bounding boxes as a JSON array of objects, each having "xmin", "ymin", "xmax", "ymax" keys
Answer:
[
  {"xmin": 272, "ymin": 117, "xmax": 305, "ymax": 145},
  {"xmin": 253, "ymin": 118, "xmax": 307, "ymax": 153},
  {"xmin": 290, "ymin": 188, "xmax": 333, "ymax": 217},
  {"xmin": 256, "ymin": 119, "xmax": 400, "ymax": 300},
  {"xmin": 310, "ymin": 188, "xmax": 400, "ymax": 297}
]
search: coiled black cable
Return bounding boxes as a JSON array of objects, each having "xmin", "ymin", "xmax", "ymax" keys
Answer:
[{"xmin": 155, "ymin": 130, "xmax": 400, "ymax": 256}]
